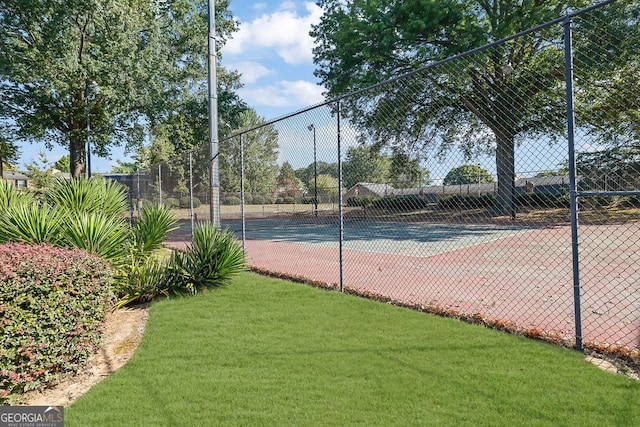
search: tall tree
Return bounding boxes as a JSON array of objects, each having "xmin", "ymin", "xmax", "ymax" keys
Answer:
[
  {"xmin": 220, "ymin": 109, "xmax": 279, "ymax": 194},
  {"xmin": 444, "ymin": 164, "xmax": 495, "ymax": 185},
  {"xmin": 311, "ymin": 0, "xmax": 639, "ymax": 214},
  {"xmin": 342, "ymin": 145, "xmax": 391, "ymax": 190},
  {"xmin": 0, "ymin": 0, "xmax": 239, "ymax": 177},
  {"xmin": 389, "ymin": 150, "xmax": 429, "ymax": 187}
]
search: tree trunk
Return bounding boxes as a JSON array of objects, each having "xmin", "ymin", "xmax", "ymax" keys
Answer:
[
  {"xmin": 494, "ymin": 128, "xmax": 516, "ymax": 218},
  {"xmin": 69, "ymin": 135, "xmax": 86, "ymax": 178}
]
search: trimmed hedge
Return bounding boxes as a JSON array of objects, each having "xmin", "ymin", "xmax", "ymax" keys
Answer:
[
  {"xmin": 372, "ymin": 195, "xmax": 431, "ymax": 211},
  {"xmin": 0, "ymin": 243, "xmax": 114, "ymax": 404},
  {"xmin": 346, "ymin": 195, "xmax": 380, "ymax": 207},
  {"xmin": 437, "ymin": 194, "xmax": 497, "ymax": 210}
]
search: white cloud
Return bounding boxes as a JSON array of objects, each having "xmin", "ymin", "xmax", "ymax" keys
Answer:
[
  {"xmin": 252, "ymin": 2, "xmax": 267, "ymax": 11},
  {"xmin": 239, "ymin": 80, "xmax": 325, "ymax": 108},
  {"xmin": 229, "ymin": 61, "xmax": 276, "ymax": 84},
  {"xmin": 224, "ymin": 2, "xmax": 322, "ymax": 65},
  {"xmin": 278, "ymin": 1, "xmax": 296, "ymax": 10}
]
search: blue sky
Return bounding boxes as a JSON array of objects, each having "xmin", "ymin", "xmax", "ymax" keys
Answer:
[{"xmin": 16, "ymin": 0, "xmax": 324, "ymax": 173}]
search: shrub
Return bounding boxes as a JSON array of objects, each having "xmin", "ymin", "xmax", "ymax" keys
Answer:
[
  {"xmin": 251, "ymin": 195, "xmax": 267, "ymax": 205},
  {"xmin": 300, "ymin": 196, "xmax": 317, "ymax": 205},
  {"xmin": 164, "ymin": 198, "xmax": 180, "ymax": 209},
  {"xmin": 373, "ymin": 195, "xmax": 431, "ymax": 211},
  {"xmin": 179, "ymin": 196, "xmax": 190, "ymax": 208},
  {"xmin": 116, "ymin": 225, "xmax": 246, "ymax": 306},
  {"xmin": 0, "ymin": 243, "xmax": 114, "ymax": 404},
  {"xmin": 224, "ymin": 196, "xmax": 241, "ymax": 205},
  {"xmin": 0, "ymin": 180, "xmax": 34, "ymax": 209},
  {"xmin": 46, "ymin": 176, "xmax": 128, "ymax": 219},
  {"xmin": 437, "ymin": 194, "xmax": 496, "ymax": 210},
  {"xmin": 0, "ymin": 202, "xmax": 63, "ymax": 245},
  {"xmin": 243, "ymin": 194, "xmax": 253, "ymax": 205},
  {"xmin": 282, "ymin": 196, "xmax": 295, "ymax": 204},
  {"xmin": 131, "ymin": 204, "xmax": 178, "ymax": 256},
  {"xmin": 515, "ymin": 192, "xmax": 570, "ymax": 209},
  {"xmin": 166, "ymin": 224, "xmax": 246, "ymax": 295},
  {"xmin": 346, "ymin": 195, "xmax": 380, "ymax": 207},
  {"xmin": 275, "ymin": 197, "xmax": 284, "ymax": 204}
]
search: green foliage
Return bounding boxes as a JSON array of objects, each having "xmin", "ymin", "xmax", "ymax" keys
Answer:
[
  {"xmin": 224, "ymin": 196, "xmax": 241, "ymax": 205},
  {"xmin": 53, "ymin": 155, "xmax": 70, "ymax": 173},
  {"xmin": 515, "ymin": 192, "xmax": 570, "ymax": 209},
  {"xmin": 167, "ymin": 225, "xmax": 245, "ymax": 294},
  {"xmin": 58, "ymin": 212, "xmax": 130, "ymax": 265},
  {"xmin": 221, "ymin": 110, "xmax": 279, "ymax": 194},
  {"xmin": 372, "ymin": 195, "xmax": 431, "ymax": 211},
  {"xmin": 250, "ymin": 194, "xmax": 273, "ymax": 205},
  {"xmin": 117, "ymin": 225, "xmax": 245, "ymax": 306},
  {"xmin": 46, "ymin": 177, "xmax": 128, "ymax": 218},
  {"xmin": 0, "ymin": 179, "xmax": 33, "ymax": 209},
  {"xmin": 0, "ymin": 242, "xmax": 113, "ymax": 404},
  {"xmin": 346, "ymin": 195, "xmax": 380, "ymax": 207},
  {"xmin": 0, "ymin": 203, "xmax": 62, "ymax": 245},
  {"xmin": 444, "ymin": 164, "xmax": 495, "ymax": 185},
  {"xmin": 164, "ymin": 197, "xmax": 180, "ymax": 209},
  {"xmin": 342, "ymin": 146, "xmax": 391, "ymax": 190},
  {"xmin": 438, "ymin": 194, "xmax": 497, "ymax": 210},
  {"xmin": 0, "ymin": 0, "xmax": 242, "ymax": 177},
  {"xmin": 131, "ymin": 204, "xmax": 177, "ymax": 256}
]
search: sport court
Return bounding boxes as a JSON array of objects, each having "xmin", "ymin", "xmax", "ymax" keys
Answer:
[{"xmin": 220, "ymin": 218, "xmax": 640, "ymax": 351}]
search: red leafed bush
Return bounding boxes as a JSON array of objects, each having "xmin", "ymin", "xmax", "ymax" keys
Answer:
[{"xmin": 0, "ymin": 242, "xmax": 114, "ymax": 403}]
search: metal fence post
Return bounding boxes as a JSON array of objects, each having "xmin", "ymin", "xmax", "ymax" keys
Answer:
[
  {"xmin": 564, "ymin": 16, "xmax": 583, "ymax": 352},
  {"xmin": 337, "ymin": 100, "xmax": 344, "ymax": 293},
  {"xmin": 158, "ymin": 163, "xmax": 162, "ymax": 205},
  {"xmin": 189, "ymin": 151, "xmax": 194, "ymax": 242},
  {"xmin": 240, "ymin": 133, "xmax": 246, "ymax": 250}
]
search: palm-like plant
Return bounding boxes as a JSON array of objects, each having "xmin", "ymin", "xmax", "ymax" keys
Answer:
[
  {"xmin": 131, "ymin": 204, "xmax": 178, "ymax": 256},
  {"xmin": 0, "ymin": 180, "xmax": 34, "ymax": 209},
  {"xmin": 46, "ymin": 176, "xmax": 128, "ymax": 218},
  {"xmin": 59, "ymin": 212, "xmax": 130, "ymax": 265},
  {"xmin": 0, "ymin": 202, "xmax": 62, "ymax": 244},
  {"xmin": 166, "ymin": 224, "xmax": 246, "ymax": 294}
]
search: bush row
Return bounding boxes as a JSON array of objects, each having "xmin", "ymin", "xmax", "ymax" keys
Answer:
[{"xmin": 0, "ymin": 243, "xmax": 114, "ymax": 404}]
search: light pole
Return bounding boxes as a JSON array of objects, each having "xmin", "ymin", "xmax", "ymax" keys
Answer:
[
  {"xmin": 307, "ymin": 124, "xmax": 317, "ymax": 217},
  {"xmin": 85, "ymin": 81, "xmax": 99, "ymax": 179}
]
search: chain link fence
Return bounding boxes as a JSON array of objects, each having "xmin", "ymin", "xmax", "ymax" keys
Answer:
[{"xmin": 114, "ymin": 0, "xmax": 639, "ymax": 373}]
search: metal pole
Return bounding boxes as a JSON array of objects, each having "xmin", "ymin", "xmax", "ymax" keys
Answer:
[
  {"xmin": 189, "ymin": 151, "xmax": 194, "ymax": 242},
  {"xmin": 136, "ymin": 170, "xmax": 141, "ymax": 213},
  {"xmin": 207, "ymin": 0, "xmax": 221, "ymax": 228},
  {"xmin": 240, "ymin": 134, "xmax": 246, "ymax": 250},
  {"xmin": 85, "ymin": 81, "xmax": 91, "ymax": 179},
  {"xmin": 308, "ymin": 124, "xmax": 318, "ymax": 217},
  {"xmin": 337, "ymin": 101, "xmax": 344, "ymax": 293},
  {"xmin": 564, "ymin": 17, "xmax": 583, "ymax": 351},
  {"xmin": 158, "ymin": 163, "xmax": 162, "ymax": 205}
]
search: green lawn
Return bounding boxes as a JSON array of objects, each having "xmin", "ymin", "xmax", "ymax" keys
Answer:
[{"xmin": 66, "ymin": 272, "xmax": 640, "ymax": 426}]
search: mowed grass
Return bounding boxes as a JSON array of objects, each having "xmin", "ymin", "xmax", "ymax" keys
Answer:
[{"xmin": 66, "ymin": 273, "xmax": 640, "ymax": 426}]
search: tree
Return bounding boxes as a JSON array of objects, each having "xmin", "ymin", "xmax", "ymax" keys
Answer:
[
  {"xmin": 311, "ymin": 0, "xmax": 638, "ymax": 214},
  {"xmin": 315, "ymin": 174, "xmax": 339, "ymax": 200},
  {"xmin": 0, "ymin": 125, "xmax": 19, "ymax": 177},
  {"xmin": 342, "ymin": 146, "xmax": 391, "ymax": 190},
  {"xmin": 53, "ymin": 155, "xmax": 70, "ymax": 173},
  {"xmin": 24, "ymin": 152, "xmax": 56, "ymax": 189},
  {"xmin": 220, "ymin": 109, "xmax": 279, "ymax": 194},
  {"xmin": 0, "ymin": 0, "xmax": 239, "ymax": 177},
  {"xmin": 295, "ymin": 161, "xmax": 338, "ymax": 191},
  {"xmin": 389, "ymin": 150, "xmax": 429, "ymax": 187},
  {"xmin": 444, "ymin": 164, "xmax": 494, "ymax": 185},
  {"xmin": 276, "ymin": 162, "xmax": 302, "ymax": 197}
]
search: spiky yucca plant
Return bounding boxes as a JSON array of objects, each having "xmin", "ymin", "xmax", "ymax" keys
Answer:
[
  {"xmin": 166, "ymin": 223, "xmax": 246, "ymax": 294},
  {"xmin": 46, "ymin": 176, "xmax": 128, "ymax": 218},
  {"xmin": 132, "ymin": 204, "xmax": 178, "ymax": 255},
  {"xmin": 0, "ymin": 203, "xmax": 62, "ymax": 244},
  {"xmin": 60, "ymin": 212, "xmax": 130, "ymax": 265},
  {"xmin": 0, "ymin": 179, "xmax": 34, "ymax": 209}
]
